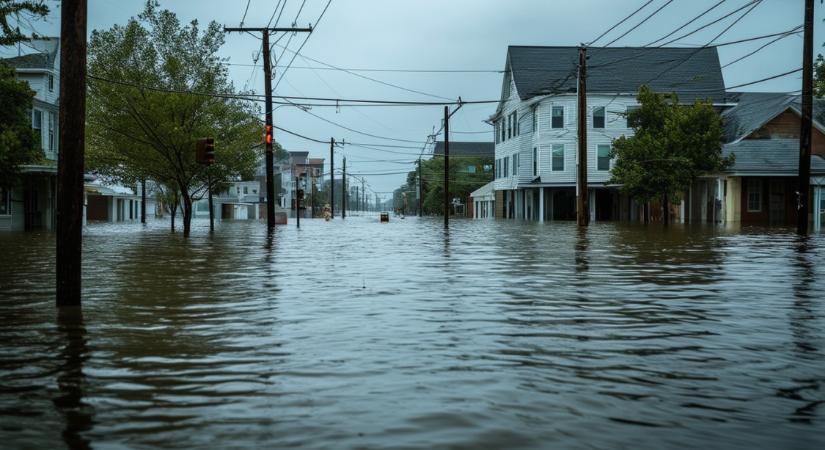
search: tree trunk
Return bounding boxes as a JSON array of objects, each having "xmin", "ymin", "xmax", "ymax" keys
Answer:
[
  {"xmin": 181, "ymin": 192, "xmax": 193, "ymax": 238},
  {"xmin": 208, "ymin": 181, "xmax": 214, "ymax": 233},
  {"xmin": 170, "ymin": 194, "xmax": 177, "ymax": 232},
  {"xmin": 643, "ymin": 201, "xmax": 649, "ymax": 224},
  {"xmin": 663, "ymin": 193, "xmax": 670, "ymax": 226}
]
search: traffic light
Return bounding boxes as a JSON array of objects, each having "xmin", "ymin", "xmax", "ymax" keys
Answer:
[
  {"xmin": 297, "ymin": 189, "xmax": 305, "ymax": 200},
  {"xmin": 196, "ymin": 138, "xmax": 215, "ymax": 166},
  {"xmin": 264, "ymin": 125, "xmax": 272, "ymax": 145}
]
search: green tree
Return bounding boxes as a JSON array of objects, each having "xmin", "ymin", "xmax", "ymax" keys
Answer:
[
  {"xmin": 0, "ymin": 62, "xmax": 41, "ymax": 187},
  {"xmin": 86, "ymin": 1, "xmax": 262, "ymax": 236},
  {"xmin": 609, "ymin": 85, "xmax": 732, "ymax": 223},
  {"xmin": 415, "ymin": 155, "xmax": 492, "ymax": 215},
  {"xmin": 0, "ymin": 0, "xmax": 48, "ymax": 46},
  {"xmin": 0, "ymin": 0, "xmax": 48, "ymax": 187},
  {"xmin": 815, "ymin": 54, "xmax": 825, "ymax": 98}
]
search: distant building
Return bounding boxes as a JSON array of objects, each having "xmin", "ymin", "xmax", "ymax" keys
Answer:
[{"xmin": 1, "ymin": 39, "xmax": 60, "ymax": 232}]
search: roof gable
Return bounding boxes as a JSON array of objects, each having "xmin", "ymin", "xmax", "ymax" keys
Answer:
[
  {"xmin": 723, "ymin": 93, "xmax": 825, "ymax": 142},
  {"xmin": 506, "ymin": 46, "xmax": 726, "ymax": 103}
]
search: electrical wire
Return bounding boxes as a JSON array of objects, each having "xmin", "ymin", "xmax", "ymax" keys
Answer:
[
  {"xmin": 644, "ymin": 0, "xmax": 727, "ymax": 47},
  {"xmin": 589, "ymin": 0, "xmax": 655, "ymax": 46},
  {"xmin": 273, "ymin": 0, "xmax": 334, "ymax": 91},
  {"xmin": 603, "ymin": 0, "xmax": 676, "ymax": 47}
]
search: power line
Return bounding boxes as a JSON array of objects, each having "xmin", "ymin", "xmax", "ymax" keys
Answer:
[
  {"xmin": 589, "ymin": 0, "xmax": 655, "ymax": 46},
  {"xmin": 273, "ymin": 0, "xmax": 334, "ymax": 91},
  {"xmin": 644, "ymin": 0, "xmax": 727, "ymax": 47},
  {"xmin": 603, "ymin": 0, "xmax": 676, "ymax": 47},
  {"xmin": 271, "ymin": 37, "xmax": 453, "ymax": 101},
  {"xmin": 239, "ymin": 0, "xmax": 251, "ymax": 26},
  {"xmin": 721, "ymin": 28, "xmax": 801, "ymax": 68},
  {"xmin": 657, "ymin": 0, "xmax": 759, "ymax": 47}
]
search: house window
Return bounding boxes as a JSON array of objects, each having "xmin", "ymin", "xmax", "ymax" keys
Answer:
[
  {"xmin": 747, "ymin": 178, "xmax": 762, "ymax": 212},
  {"xmin": 513, "ymin": 112, "xmax": 519, "ymax": 136},
  {"xmin": 626, "ymin": 105, "xmax": 640, "ymax": 128},
  {"xmin": 552, "ymin": 106, "xmax": 564, "ymax": 128},
  {"xmin": 503, "ymin": 157, "xmax": 508, "ymax": 177},
  {"xmin": 552, "ymin": 144, "xmax": 564, "ymax": 171},
  {"xmin": 597, "ymin": 144, "xmax": 611, "ymax": 170},
  {"xmin": 48, "ymin": 112, "xmax": 55, "ymax": 152},
  {"xmin": 32, "ymin": 109, "xmax": 42, "ymax": 130},
  {"xmin": 0, "ymin": 187, "xmax": 10, "ymax": 215},
  {"xmin": 243, "ymin": 186, "xmax": 248, "ymax": 194},
  {"xmin": 593, "ymin": 106, "xmax": 605, "ymax": 129},
  {"xmin": 532, "ymin": 147, "xmax": 538, "ymax": 177},
  {"xmin": 500, "ymin": 119, "xmax": 506, "ymax": 142},
  {"xmin": 467, "ymin": 165, "xmax": 476, "ymax": 174},
  {"xmin": 48, "ymin": 74, "xmax": 54, "ymax": 92},
  {"xmin": 532, "ymin": 106, "xmax": 538, "ymax": 133},
  {"xmin": 495, "ymin": 121, "xmax": 500, "ymax": 144},
  {"xmin": 512, "ymin": 154, "xmax": 519, "ymax": 176}
]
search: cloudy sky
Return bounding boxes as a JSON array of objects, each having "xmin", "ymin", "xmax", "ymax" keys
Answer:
[{"xmin": 3, "ymin": 0, "xmax": 824, "ymax": 197}]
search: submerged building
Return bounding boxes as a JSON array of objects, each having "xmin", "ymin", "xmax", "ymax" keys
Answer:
[{"xmin": 489, "ymin": 45, "xmax": 825, "ymax": 229}]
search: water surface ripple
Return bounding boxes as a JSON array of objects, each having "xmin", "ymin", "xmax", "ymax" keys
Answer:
[{"xmin": 1, "ymin": 217, "xmax": 824, "ymax": 449}]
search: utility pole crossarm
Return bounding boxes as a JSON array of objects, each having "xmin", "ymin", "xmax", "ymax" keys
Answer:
[{"xmin": 223, "ymin": 27, "xmax": 313, "ymax": 33}]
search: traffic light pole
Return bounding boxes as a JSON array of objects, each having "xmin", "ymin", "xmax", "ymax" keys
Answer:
[{"xmin": 224, "ymin": 26, "xmax": 312, "ymax": 229}]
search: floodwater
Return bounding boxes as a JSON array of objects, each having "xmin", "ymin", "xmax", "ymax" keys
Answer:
[{"xmin": 1, "ymin": 216, "xmax": 824, "ymax": 449}]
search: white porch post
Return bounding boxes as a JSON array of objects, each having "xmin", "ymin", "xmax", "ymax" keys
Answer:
[
  {"xmin": 539, "ymin": 188, "xmax": 544, "ymax": 223},
  {"xmin": 589, "ymin": 189, "xmax": 596, "ymax": 223},
  {"xmin": 814, "ymin": 185, "xmax": 822, "ymax": 232}
]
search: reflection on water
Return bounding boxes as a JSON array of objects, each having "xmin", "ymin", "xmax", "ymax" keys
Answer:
[{"xmin": 1, "ymin": 218, "xmax": 824, "ymax": 449}]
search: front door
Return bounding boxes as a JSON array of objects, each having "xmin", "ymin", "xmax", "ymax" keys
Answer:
[{"xmin": 769, "ymin": 178, "xmax": 785, "ymax": 225}]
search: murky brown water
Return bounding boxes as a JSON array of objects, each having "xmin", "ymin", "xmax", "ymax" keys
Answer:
[{"xmin": 1, "ymin": 217, "xmax": 824, "ymax": 449}]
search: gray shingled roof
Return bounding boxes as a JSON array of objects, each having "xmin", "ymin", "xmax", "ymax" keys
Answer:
[
  {"xmin": 1, "ymin": 52, "xmax": 54, "ymax": 69},
  {"xmin": 433, "ymin": 141, "xmax": 494, "ymax": 157},
  {"xmin": 722, "ymin": 138, "xmax": 825, "ymax": 175},
  {"xmin": 722, "ymin": 92, "xmax": 825, "ymax": 142},
  {"xmin": 507, "ymin": 46, "xmax": 726, "ymax": 103}
]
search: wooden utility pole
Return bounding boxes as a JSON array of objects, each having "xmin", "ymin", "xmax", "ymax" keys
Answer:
[
  {"xmin": 797, "ymin": 0, "xmax": 814, "ymax": 235},
  {"xmin": 224, "ymin": 26, "xmax": 312, "ymax": 228},
  {"xmin": 56, "ymin": 0, "xmax": 88, "ymax": 307},
  {"xmin": 418, "ymin": 157, "xmax": 422, "ymax": 216},
  {"xmin": 296, "ymin": 176, "xmax": 300, "ymax": 229},
  {"xmin": 576, "ymin": 46, "xmax": 589, "ymax": 227},
  {"xmin": 330, "ymin": 138, "xmax": 335, "ymax": 217},
  {"xmin": 141, "ymin": 179, "xmax": 146, "ymax": 224},
  {"xmin": 342, "ymin": 157, "xmax": 347, "ymax": 219},
  {"xmin": 444, "ymin": 106, "xmax": 450, "ymax": 228}
]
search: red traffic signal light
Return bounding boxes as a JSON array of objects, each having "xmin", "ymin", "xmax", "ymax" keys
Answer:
[
  {"xmin": 265, "ymin": 125, "xmax": 272, "ymax": 144},
  {"xmin": 196, "ymin": 138, "xmax": 215, "ymax": 165}
]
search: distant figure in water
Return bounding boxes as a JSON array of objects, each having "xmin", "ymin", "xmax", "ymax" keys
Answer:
[{"xmin": 323, "ymin": 204, "xmax": 332, "ymax": 221}]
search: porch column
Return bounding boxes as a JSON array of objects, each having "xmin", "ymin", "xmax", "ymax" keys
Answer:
[
  {"xmin": 539, "ymin": 188, "xmax": 544, "ymax": 223},
  {"xmin": 589, "ymin": 189, "xmax": 596, "ymax": 223},
  {"xmin": 814, "ymin": 185, "xmax": 822, "ymax": 232}
]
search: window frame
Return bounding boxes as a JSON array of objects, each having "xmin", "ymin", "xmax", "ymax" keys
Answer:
[
  {"xmin": 551, "ymin": 106, "xmax": 564, "ymax": 129},
  {"xmin": 597, "ymin": 144, "xmax": 611, "ymax": 171},
  {"xmin": 747, "ymin": 178, "xmax": 763, "ymax": 212},
  {"xmin": 48, "ymin": 111, "xmax": 55, "ymax": 152},
  {"xmin": 532, "ymin": 106, "xmax": 538, "ymax": 133},
  {"xmin": 532, "ymin": 147, "xmax": 538, "ymax": 177},
  {"xmin": 552, "ymin": 144, "xmax": 565, "ymax": 172},
  {"xmin": 32, "ymin": 109, "xmax": 42, "ymax": 130},
  {"xmin": 593, "ymin": 106, "xmax": 605, "ymax": 129}
]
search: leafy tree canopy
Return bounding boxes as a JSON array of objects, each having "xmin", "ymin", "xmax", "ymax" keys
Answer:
[
  {"xmin": 86, "ymin": 1, "xmax": 263, "ymax": 236},
  {"xmin": 609, "ymin": 85, "xmax": 732, "ymax": 205}
]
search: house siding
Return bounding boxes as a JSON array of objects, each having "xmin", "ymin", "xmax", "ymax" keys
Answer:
[{"xmin": 747, "ymin": 110, "xmax": 825, "ymax": 157}]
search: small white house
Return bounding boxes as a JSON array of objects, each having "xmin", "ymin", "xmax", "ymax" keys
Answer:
[{"xmin": 470, "ymin": 181, "xmax": 495, "ymax": 219}]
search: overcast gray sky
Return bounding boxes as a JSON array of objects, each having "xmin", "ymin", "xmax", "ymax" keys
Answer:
[{"xmin": 3, "ymin": 0, "xmax": 823, "ymax": 197}]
